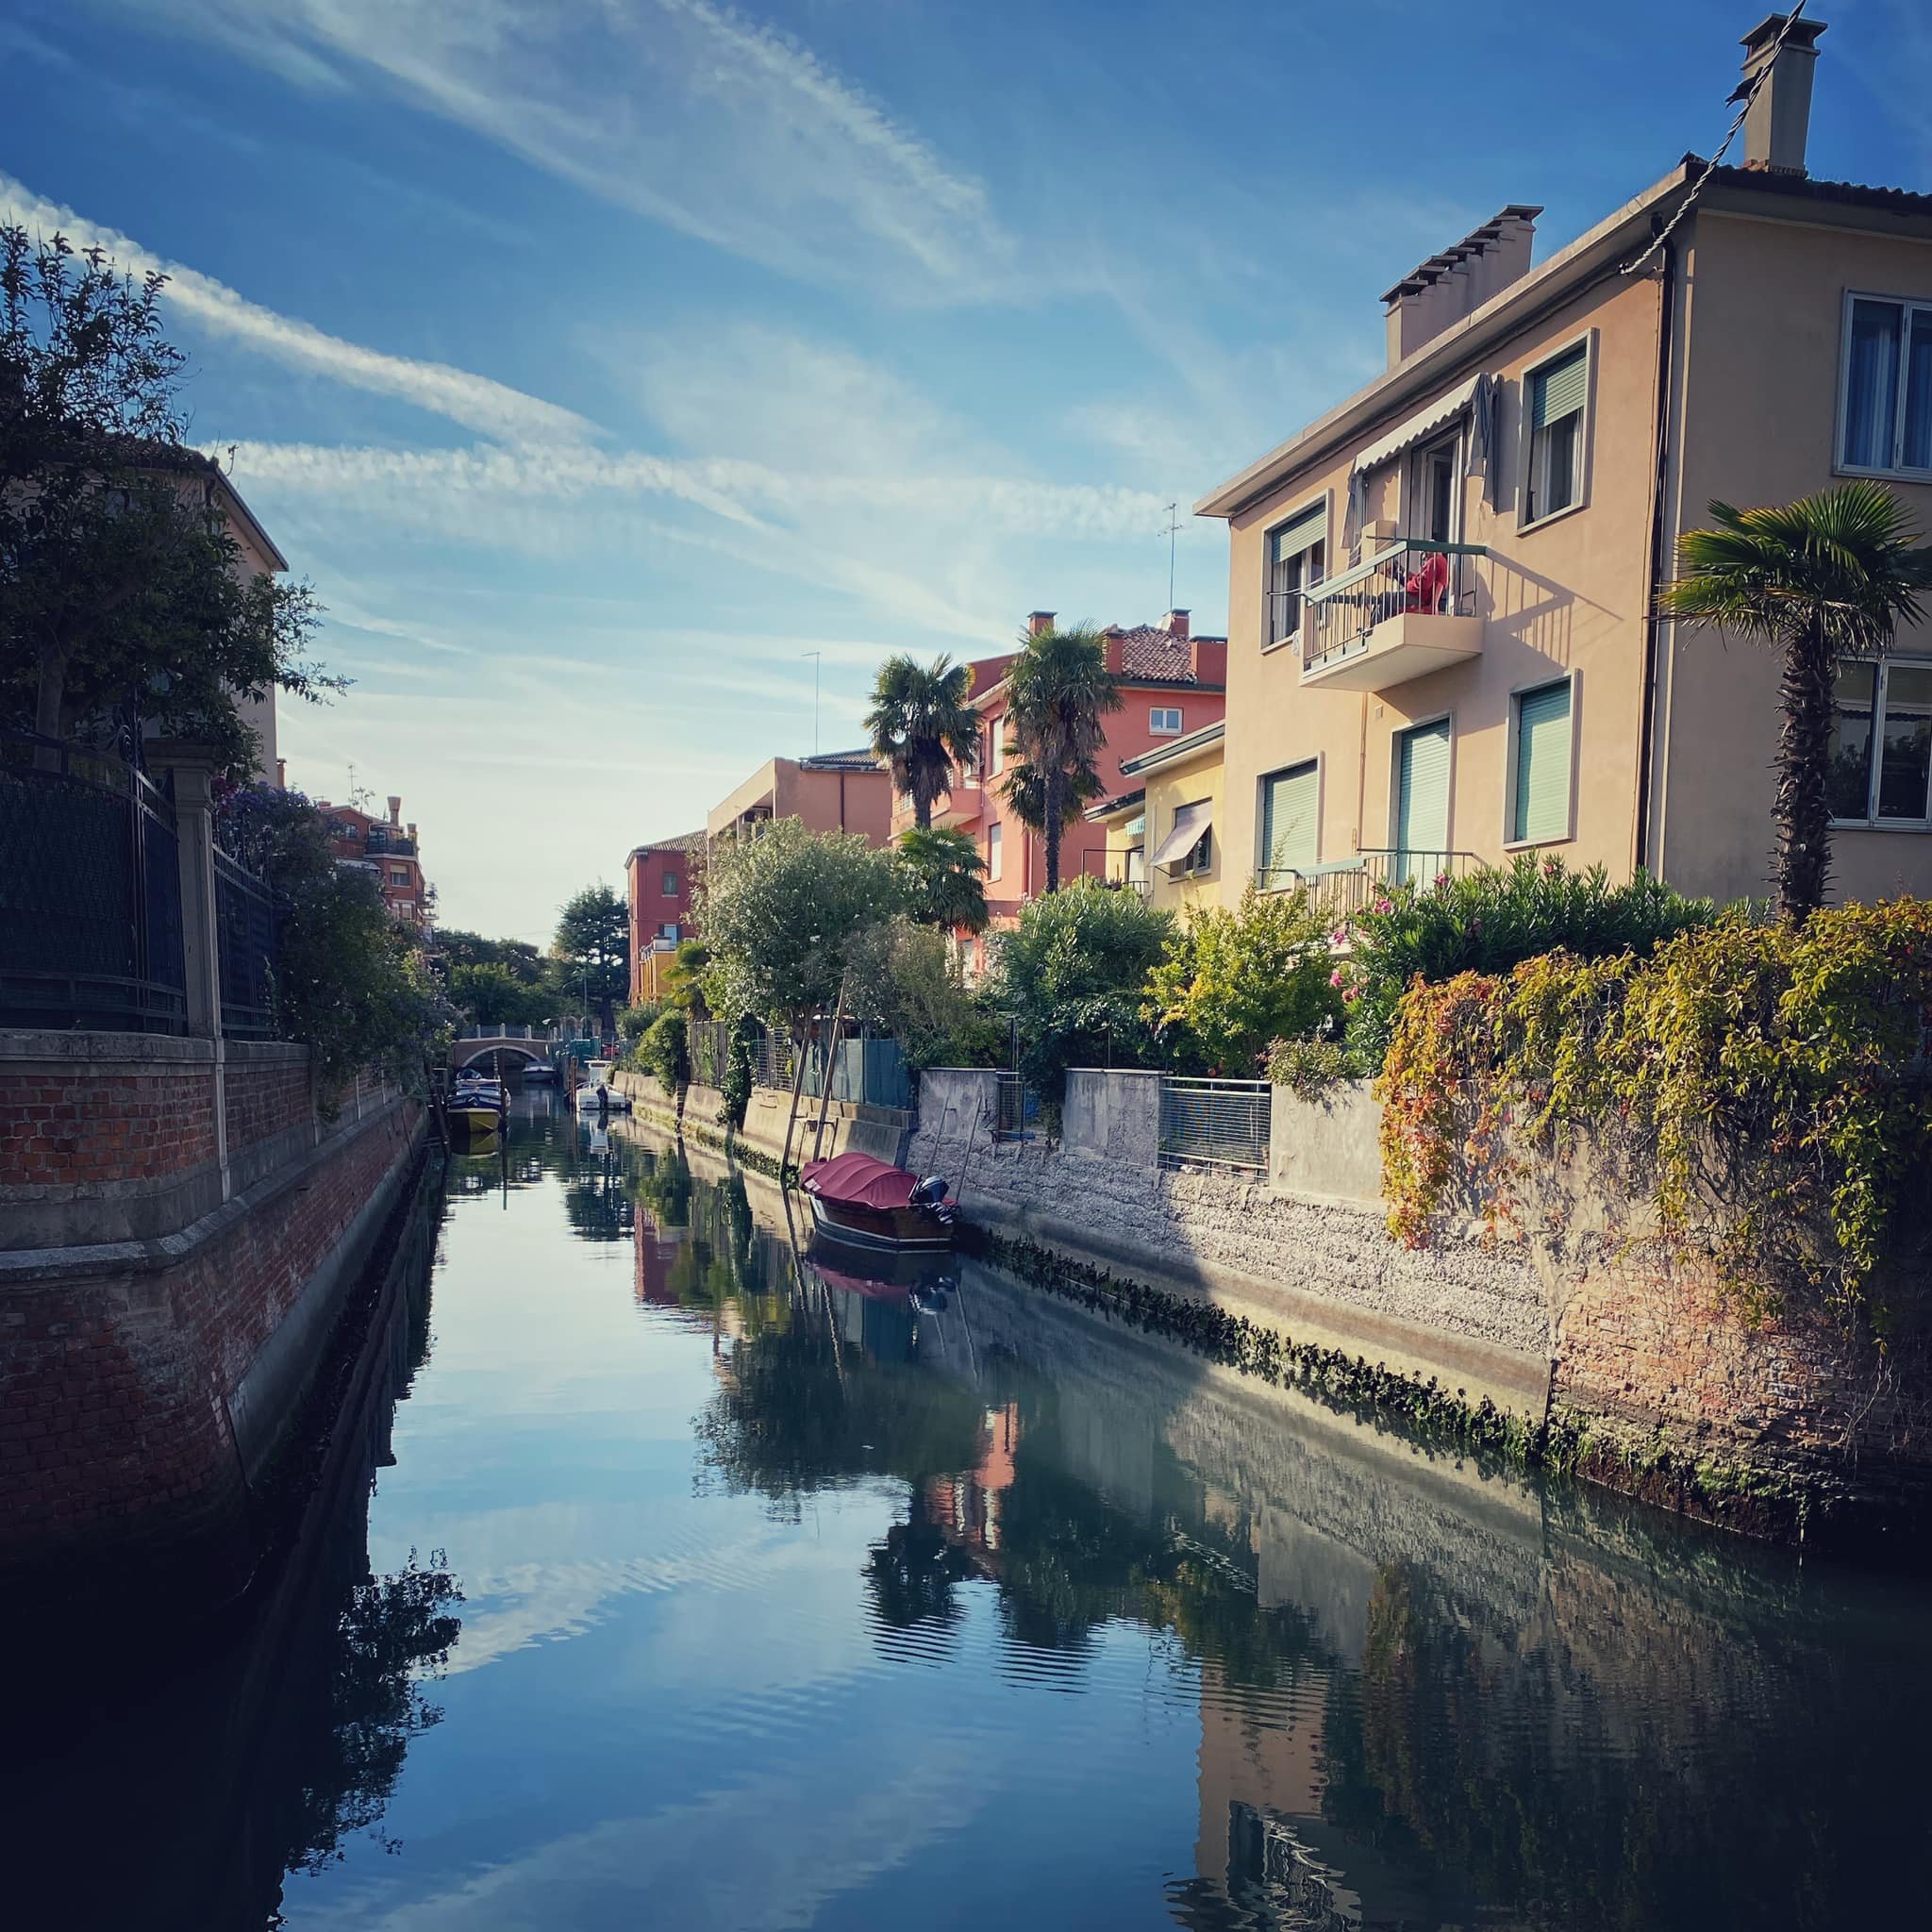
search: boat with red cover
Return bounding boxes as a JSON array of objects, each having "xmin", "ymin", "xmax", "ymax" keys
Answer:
[{"xmin": 800, "ymin": 1150, "xmax": 956, "ymax": 1252}]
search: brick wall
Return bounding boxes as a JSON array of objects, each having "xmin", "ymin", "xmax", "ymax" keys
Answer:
[
  {"xmin": 1, "ymin": 1095, "xmax": 423, "ymax": 1601},
  {"xmin": 224, "ymin": 1054, "xmax": 312, "ymax": 1157},
  {"xmin": 0, "ymin": 1064, "xmax": 216, "ymax": 1188}
]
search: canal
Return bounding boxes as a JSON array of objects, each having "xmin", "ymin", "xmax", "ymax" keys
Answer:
[{"xmin": 14, "ymin": 1091, "xmax": 1932, "ymax": 1929}]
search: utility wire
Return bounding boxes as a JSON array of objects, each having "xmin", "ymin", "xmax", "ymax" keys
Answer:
[{"xmin": 1621, "ymin": 0, "xmax": 1807, "ymax": 278}]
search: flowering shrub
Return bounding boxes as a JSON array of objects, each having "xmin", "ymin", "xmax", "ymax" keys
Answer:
[
  {"xmin": 1341, "ymin": 855, "xmax": 1712, "ymax": 1070},
  {"xmin": 1376, "ymin": 899, "xmax": 1932, "ymax": 1330}
]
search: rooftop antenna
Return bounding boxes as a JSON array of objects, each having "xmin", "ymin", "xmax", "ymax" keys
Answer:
[
  {"xmin": 801, "ymin": 650, "xmax": 822, "ymax": 755},
  {"xmin": 1161, "ymin": 502, "xmax": 1181, "ymax": 610},
  {"xmin": 346, "ymin": 760, "xmax": 372, "ymax": 811}
]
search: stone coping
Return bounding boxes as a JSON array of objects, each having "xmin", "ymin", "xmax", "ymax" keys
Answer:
[{"xmin": 0, "ymin": 1030, "xmax": 309, "ymax": 1070}]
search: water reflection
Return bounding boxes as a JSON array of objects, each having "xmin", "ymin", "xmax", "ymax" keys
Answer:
[
  {"xmin": 17, "ymin": 1101, "xmax": 1932, "ymax": 1930},
  {"xmin": 607, "ymin": 1121, "xmax": 1932, "ymax": 1931}
]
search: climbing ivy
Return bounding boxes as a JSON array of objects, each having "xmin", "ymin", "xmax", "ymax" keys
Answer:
[{"xmin": 1375, "ymin": 900, "xmax": 1932, "ymax": 1330}]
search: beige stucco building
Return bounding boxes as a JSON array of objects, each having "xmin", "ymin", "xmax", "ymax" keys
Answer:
[
  {"xmin": 705, "ymin": 749, "xmax": 893, "ymax": 853},
  {"xmin": 1198, "ymin": 16, "xmax": 1932, "ymax": 915},
  {"xmin": 1088, "ymin": 721, "xmax": 1226, "ymax": 916}
]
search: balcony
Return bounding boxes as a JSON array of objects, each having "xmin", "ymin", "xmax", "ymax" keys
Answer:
[
  {"xmin": 1257, "ymin": 847, "xmax": 1477, "ymax": 923},
  {"xmin": 1298, "ymin": 541, "xmax": 1486, "ymax": 692}
]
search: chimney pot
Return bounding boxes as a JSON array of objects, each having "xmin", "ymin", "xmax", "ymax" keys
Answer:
[
  {"xmin": 1027, "ymin": 609, "xmax": 1056, "ymax": 638},
  {"xmin": 1736, "ymin": 13, "xmax": 1826, "ymax": 176},
  {"xmin": 275, "ymin": 757, "xmax": 287, "ymax": 790},
  {"xmin": 388, "ymin": 794, "xmax": 402, "ymax": 824},
  {"xmin": 1164, "ymin": 608, "xmax": 1191, "ymax": 639}
]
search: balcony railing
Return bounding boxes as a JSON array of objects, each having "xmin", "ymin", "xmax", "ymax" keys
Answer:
[
  {"xmin": 1299, "ymin": 541, "xmax": 1487, "ymax": 691},
  {"xmin": 1257, "ymin": 848, "xmax": 1478, "ymax": 922}
]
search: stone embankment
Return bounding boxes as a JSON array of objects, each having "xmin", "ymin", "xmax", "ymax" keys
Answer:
[
  {"xmin": 910, "ymin": 1068, "xmax": 1932, "ymax": 1541},
  {"xmin": 0, "ymin": 1029, "xmax": 427, "ymax": 1610}
]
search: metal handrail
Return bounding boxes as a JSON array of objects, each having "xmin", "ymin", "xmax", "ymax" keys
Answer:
[{"xmin": 1304, "ymin": 539, "xmax": 1488, "ymax": 675}]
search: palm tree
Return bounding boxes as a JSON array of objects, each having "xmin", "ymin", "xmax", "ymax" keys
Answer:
[
  {"xmin": 1000, "ymin": 624, "xmax": 1121, "ymax": 892},
  {"xmin": 897, "ymin": 824, "xmax": 989, "ymax": 933},
  {"xmin": 865, "ymin": 654, "xmax": 981, "ymax": 830},
  {"xmin": 1660, "ymin": 482, "xmax": 1932, "ymax": 922}
]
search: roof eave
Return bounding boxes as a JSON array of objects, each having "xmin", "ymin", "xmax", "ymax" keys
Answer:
[{"xmin": 1192, "ymin": 159, "xmax": 1699, "ymax": 522}]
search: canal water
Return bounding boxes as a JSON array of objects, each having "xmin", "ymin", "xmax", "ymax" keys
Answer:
[{"xmin": 14, "ymin": 1091, "xmax": 1932, "ymax": 1929}]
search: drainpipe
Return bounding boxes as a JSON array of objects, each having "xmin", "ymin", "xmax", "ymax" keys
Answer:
[{"xmin": 1633, "ymin": 229, "xmax": 1679, "ymax": 876}]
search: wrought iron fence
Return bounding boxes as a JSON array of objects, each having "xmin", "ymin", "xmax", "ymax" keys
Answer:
[
  {"xmin": 0, "ymin": 733, "xmax": 188, "ymax": 1033},
  {"xmin": 1158, "ymin": 1076, "xmax": 1272, "ymax": 1173},
  {"xmin": 214, "ymin": 846, "xmax": 277, "ymax": 1039}
]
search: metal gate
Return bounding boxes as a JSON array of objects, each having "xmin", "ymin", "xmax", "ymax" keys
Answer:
[{"xmin": 1158, "ymin": 1077, "xmax": 1271, "ymax": 1173}]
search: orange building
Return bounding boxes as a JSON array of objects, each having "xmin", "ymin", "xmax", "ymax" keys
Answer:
[{"xmin": 316, "ymin": 793, "xmax": 432, "ymax": 930}]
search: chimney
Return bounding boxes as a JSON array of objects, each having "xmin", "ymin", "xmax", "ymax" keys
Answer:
[
  {"xmin": 1164, "ymin": 608, "xmax": 1191, "ymax": 640},
  {"xmin": 1382, "ymin": 206, "xmax": 1542, "ymax": 367},
  {"xmin": 1027, "ymin": 609, "xmax": 1055, "ymax": 638},
  {"xmin": 408, "ymin": 822, "xmax": 417, "ymax": 842},
  {"xmin": 1734, "ymin": 13, "xmax": 1826, "ymax": 176},
  {"xmin": 275, "ymin": 757, "xmax": 287, "ymax": 790},
  {"xmin": 388, "ymin": 794, "xmax": 401, "ymax": 825}
]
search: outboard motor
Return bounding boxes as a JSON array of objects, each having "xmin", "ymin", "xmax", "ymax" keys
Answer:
[{"xmin": 912, "ymin": 1175, "xmax": 949, "ymax": 1208}]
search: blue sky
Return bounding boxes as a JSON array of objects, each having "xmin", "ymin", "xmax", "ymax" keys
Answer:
[{"xmin": 5, "ymin": 0, "xmax": 1927, "ymax": 939}]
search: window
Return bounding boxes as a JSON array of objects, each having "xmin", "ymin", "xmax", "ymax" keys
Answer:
[
  {"xmin": 1830, "ymin": 659, "xmax": 1932, "ymax": 823},
  {"xmin": 389, "ymin": 865, "xmax": 409, "ymax": 884},
  {"xmin": 1393, "ymin": 717, "xmax": 1453, "ymax": 884},
  {"xmin": 1258, "ymin": 761, "xmax": 1318, "ymax": 886},
  {"xmin": 1267, "ymin": 502, "xmax": 1326, "ymax": 648},
  {"xmin": 1179, "ymin": 824, "xmax": 1212, "ymax": 875},
  {"xmin": 1840, "ymin": 295, "xmax": 1932, "ymax": 475},
  {"xmin": 1509, "ymin": 679, "xmax": 1573, "ymax": 844},
  {"xmin": 1522, "ymin": 341, "xmax": 1589, "ymax": 525},
  {"xmin": 990, "ymin": 724, "xmax": 1006, "ymax": 776},
  {"xmin": 1408, "ymin": 432, "xmax": 1459, "ymax": 544},
  {"xmin": 988, "ymin": 821, "xmax": 1004, "ymax": 882},
  {"xmin": 662, "ymin": 871, "xmax": 680, "ymax": 894},
  {"xmin": 1150, "ymin": 706, "xmax": 1184, "ymax": 735},
  {"xmin": 659, "ymin": 922, "xmax": 680, "ymax": 941}
]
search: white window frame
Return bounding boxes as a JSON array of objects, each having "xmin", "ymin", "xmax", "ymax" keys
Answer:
[
  {"xmin": 1262, "ymin": 493, "xmax": 1329, "ymax": 656},
  {"xmin": 1149, "ymin": 706, "xmax": 1185, "ymax": 735},
  {"xmin": 1166, "ymin": 798, "xmax": 1215, "ymax": 878},
  {"xmin": 1256, "ymin": 755, "xmax": 1324, "ymax": 891},
  {"xmin": 990, "ymin": 721, "xmax": 1006, "ymax": 777},
  {"xmin": 1835, "ymin": 291, "xmax": 1932, "ymax": 481},
  {"xmin": 1828, "ymin": 657, "xmax": 1932, "ymax": 829},
  {"xmin": 988, "ymin": 820, "xmax": 1005, "ymax": 881},
  {"xmin": 1404, "ymin": 426, "xmax": 1465, "ymax": 546},
  {"xmin": 1501, "ymin": 672, "xmax": 1579, "ymax": 851},
  {"xmin": 659, "ymin": 922, "xmax": 680, "ymax": 941},
  {"xmin": 1516, "ymin": 329, "xmax": 1596, "ymax": 534}
]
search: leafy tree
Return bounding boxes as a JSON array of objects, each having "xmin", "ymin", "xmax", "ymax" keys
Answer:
[
  {"xmin": 551, "ymin": 883, "xmax": 629, "ymax": 1036},
  {"xmin": 617, "ymin": 1000, "xmax": 661, "ymax": 1044},
  {"xmin": 1659, "ymin": 482, "xmax": 1932, "ymax": 921},
  {"xmin": 215, "ymin": 785, "xmax": 453, "ymax": 1101},
  {"xmin": 1000, "ymin": 624, "xmax": 1121, "ymax": 892},
  {"xmin": 1145, "ymin": 884, "xmax": 1341, "ymax": 1074},
  {"xmin": 448, "ymin": 960, "xmax": 550, "ymax": 1028},
  {"xmin": 842, "ymin": 916, "xmax": 997, "ymax": 1071},
  {"xmin": 988, "ymin": 876, "xmax": 1173, "ymax": 1095},
  {"xmin": 865, "ymin": 652, "xmax": 982, "ymax": 829},
  {"xmin": 896, "ymin": 824, "xmax": 989, "ymax": 933},
  {"xmin": 636, "ymin": 1009, "xmax": 690, "ymax": 1091},
  {"xmin": 696, "ymin": 817, "xmax": 905, "ymax": 1035},
  {"xmin": 1, "ymin": 227, "xmax": 335, "ymax": 773}
]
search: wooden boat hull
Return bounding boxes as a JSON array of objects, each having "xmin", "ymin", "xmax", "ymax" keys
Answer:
[
  {"xmin": 807, "ymin": 1190, "xmax": 954, "ymax": 1252},
  {"xmin": 447, "ymin": 1106, "xmax": 503, "ymax": 1141}
]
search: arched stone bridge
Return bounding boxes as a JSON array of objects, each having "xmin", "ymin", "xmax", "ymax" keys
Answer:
[{"xmin": 451, "ymin": 1026, "xmax": 558, "ymax": 1069}]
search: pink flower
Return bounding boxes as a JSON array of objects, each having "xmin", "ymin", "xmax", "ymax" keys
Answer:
[
  {"xmin": 1342, "ymin": 986, "xmax": 1359, "ymax": 1004},
  {"xmin": 1329, "ymin": 967, "xmax": 1345, "ymax": 988},
  {"xmin": 1373, "ymin": 895, "xmax": 1394, "ymax": 915},
  {"xmin": 1434, "ymin": 871, "xmax": 1450, "ymax": 889}
]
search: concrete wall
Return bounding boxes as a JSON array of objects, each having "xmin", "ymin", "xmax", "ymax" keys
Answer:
[
  {"xmin": 0, "ymin": 1028, "xmax": 425, "ymax": 1607},
  {"xmin": 611, "ymin": 1067, "xmax": 910, "ymax": 1168},
  {"xmin": 1062, "ymin": 1067, "xmax": 1159, "ymax": 1168},
  {"xmin": 1270, "ymin": 1079, "xmax": 1382, "ymax": 1206}
]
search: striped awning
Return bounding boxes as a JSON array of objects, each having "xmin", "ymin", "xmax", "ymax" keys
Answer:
[{"xmin": 1351, "ymin": 372, "xmax": 1485, "ymax": 475}]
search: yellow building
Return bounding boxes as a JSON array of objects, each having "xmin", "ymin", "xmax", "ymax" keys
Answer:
[{"xmin": 1087, "ymin": 721, "xmax": 1224, "ymax": 916}]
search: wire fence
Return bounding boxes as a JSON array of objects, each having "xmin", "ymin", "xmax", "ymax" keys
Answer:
[
  {"xmin": 1158, "ymin": 1076, "xmax": 1272, "ymax": 1173},
  {"xmin": 994, "ymin": 1072, "xmax": 1041, "ymax": 1141}
]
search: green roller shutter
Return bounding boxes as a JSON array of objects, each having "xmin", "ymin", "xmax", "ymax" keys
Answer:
[
  {"xmin": 1260, "ymin": 761, "xmax": 1318, "ymax": 880},
  {"xmin": 1394, "ymin": 720, "xmax": 1452, "ymax": 882},
  {"xmin": 1512, "ymin": 680, "xmax": 1573, "ymax": 842},
  {"xmin": 1530, "ymin": 346, "xmax": 1588, "ymax": 427}
]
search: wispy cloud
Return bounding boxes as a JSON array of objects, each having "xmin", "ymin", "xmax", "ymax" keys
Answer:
[
  {"xmin": 87, "ymin": 0, "xmax": 1017, "ymax": 300},
  {"xmin": 0, "ymin": 173, "xmax": 593, "ymax": 447}
]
